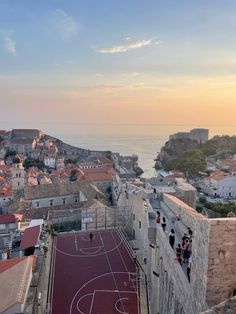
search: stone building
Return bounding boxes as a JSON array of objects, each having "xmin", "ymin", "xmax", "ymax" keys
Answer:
[
  {"xmin": 11, "ymin": 128, "xmax": 43, "ymax": 140},
  {"xmin": 11, "ymin": 157, "xmax": 26, "ymax": 191},
  {"xmin": 117, "ymin": 180, "xmax": 236, "ymax": 314},
  {"xmin": 9, "ymin": 138, "xmax": 37, "ymax": 156},
  {"xmin": 24, "ymin": 180, "xmax": 105, "ymax": 209},
  {"xmin": 169, "ymin": 128, "xmax": 209, "ymax": 144},
  {"xmin": 174, "ymin": 177, "xmax": 197, "ymax": 209}
]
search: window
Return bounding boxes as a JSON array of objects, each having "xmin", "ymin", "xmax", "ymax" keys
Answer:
[
  {"xmin": 19, "ymin": 173, "xmax": 21, "ymax": 178},
  {"xmin": 75, "ymin": 197, "xmax": 78, "ymax": 203},
  {"xmin": 18, "ymin": 182, "xmax": 20, "ymax": 186},
  {"xmin": 36, "ymin": 202, "xmax": 40, "ymax": 208},
  {"xmin": 63, "ymin": 198, "xmax": 66, "ymax": 205},
  {"xmin": 16, "ymin": 173, "xmax": 18, "ymax": 178},
  {"xmin": 133, "ymin": 214, "xmax": 135, "ymax": 221},
  {"xmin": 139, "ymin": 221, "xmax": 141, "ymax": 229},
  {"xmin": 50, "ymin": 200, "xmax": 54, "ymax": 206}
]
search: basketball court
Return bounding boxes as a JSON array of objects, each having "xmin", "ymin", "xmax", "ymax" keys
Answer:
[{"xmin": 50, "ymin": 229, "xmax": 142, "ymax": 314}]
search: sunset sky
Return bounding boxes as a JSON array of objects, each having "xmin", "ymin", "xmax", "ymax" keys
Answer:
[{"xmin": 1, "ymin": 0, "xmax": 236, "ymax": 129}]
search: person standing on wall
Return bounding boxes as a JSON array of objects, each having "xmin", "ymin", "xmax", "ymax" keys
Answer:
[{"xmin": 169, "ymin": 229, "xmax": 175, "ymax": 248}]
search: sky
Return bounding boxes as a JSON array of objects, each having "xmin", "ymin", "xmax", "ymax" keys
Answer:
[{"xmin": 1, "ymin": 0, "xmax": 236, "ymax": 131}]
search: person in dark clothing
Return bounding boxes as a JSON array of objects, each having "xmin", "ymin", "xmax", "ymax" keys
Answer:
[
  {"xmin": 187, "ymin": 263, "xmax": 191, "ymax": 283},
  {"xmin": 176, "ymin": 243, "xmax": 182, "ymax": 264},
  {"xmin": 89, "ymin": 232, "xmax": 93, "ymax": 241},
  {"xmin": 188, "ymin": 227, "xmax": 193, "ymax": 242},
  {"xmin": 156, "ymin": 211, "xmax": 161, "ymax": 224},
  {"xmin": 161, "ymin": 217, "xmax": 166, "ymax": 232},
  {"xmin": 169, "ymin": 229, "xmax": 175, "ymax": 248}
]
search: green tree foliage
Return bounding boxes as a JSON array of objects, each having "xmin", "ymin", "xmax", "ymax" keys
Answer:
[
  {"xmin": 202, "ymin": 135, "xmax": 236, "ymax": 156},
  {"xmin": 5, "ymin": 150, "xmax": 17, "ymax": 159},
  {"xmin": 164, "ymin": 160, "xmax": 178, "ymax": 171},
  {"xmin": 200, "ymin": 200, "xmax": 236, "ymax": 217},
  {"xmin": 177, "ymin": 150, "xmax": 206, "ymax": 177},
  {"xmin": 70, "ymin": 169, "xmax": 77, "ymax": 181},
  {"xmin": 65, "ymin": 158, "xmax": 78, "ymax": 165},
  {"xmin": 164, "ymin": 150, "xmax": 206, "ymax": 177},
  {"xmin": 24, "ymin": 158, "xmax": 44, "ymax": 170}
]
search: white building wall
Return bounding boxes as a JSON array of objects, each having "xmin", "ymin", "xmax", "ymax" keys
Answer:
[
  {"xmin": 44, "ymin": 158, "xmax": 56, "ymax": 168},
  {"xmin": 218, "ymin": 176, "xmax": 236, "ymax": 197},
  {"xmin": 31, "ymin": 193, "xmax": 80, "ymax": 208}
]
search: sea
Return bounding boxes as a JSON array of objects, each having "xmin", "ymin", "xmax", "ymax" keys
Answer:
[
  {"xmin": 36, "ymin": 123, "xmax": 236, "ymax": 178},
  {"xmin": 2, "ymin": 122, "xmax": 236, "ymax": 178}
]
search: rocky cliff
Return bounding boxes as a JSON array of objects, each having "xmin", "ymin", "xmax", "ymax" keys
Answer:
[{"xmin": 155, "ymin": 138, "xmax": 200, "ymax": 169}]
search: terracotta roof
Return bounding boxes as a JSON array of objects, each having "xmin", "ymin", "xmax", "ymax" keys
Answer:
[
  {"xmin": 0, "ymin": 214, "xmax": 16, "ymax": 224},
  {"xmin": 0, "ymin": 257, "xmax": 27, "ymax": 273},
  {"xmin": 0, "ymin": 130, "xmax": 7, "ymax": 136},
  {"xmin": 98, "ymin": 156, "xmax": 113, "ymax": 164},
  {"xmin": 77, "ymin": 168, "xmax": 117, "ymax": 182},
  {"xmin": 0, "ymin": 165, "xmax": 12, "ymax": 173},
  {"xmin": 0, "ymin": 256, "xmax": 34, "ymax": 313},
  {"xmin": 20, "ymin": 225, "xmax": 40, "ymax": 250},
  {"xmin": 0, "ymin": 183, "xmax": 12, "ymax": 197},
  {"xmin": 208, "ymin": 171, "xmax": 229, "ymax": 181}
]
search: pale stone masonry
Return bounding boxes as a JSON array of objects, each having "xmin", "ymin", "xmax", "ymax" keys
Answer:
[
  {"xmin": 115, "ymin": 179, "xmax": 236, "ymax": 313},
  {"xmin": 206, "ymin": 218, "xmax": 236, "ymax": 306}
]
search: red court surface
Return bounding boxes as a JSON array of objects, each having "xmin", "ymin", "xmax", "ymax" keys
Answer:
[{"xmin": 50, "ymin": 229, "xmax": 140, "ymax": 314}]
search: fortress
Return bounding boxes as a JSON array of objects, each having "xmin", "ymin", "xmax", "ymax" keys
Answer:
[{"xmin": 169, "ymin": 128, "xmax": 209, "ymax": 144}]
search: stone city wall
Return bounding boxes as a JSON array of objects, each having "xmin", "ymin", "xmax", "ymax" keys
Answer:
[{"xmin": 206, "ymin": 218, "xmax": 236, "ymax": 307}]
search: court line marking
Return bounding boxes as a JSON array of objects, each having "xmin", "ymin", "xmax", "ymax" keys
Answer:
[
  {"xmin": 116, "ymin": 229, "xmax": 141, "ymax": 314},
  {"xmin": 88, "ymin": 291, "xmax": 136, "ymax": 314},
  {"xmin": 69, "ymin": 272, "xmax": 132, "ymax": 314},
  {"xmin": 55, "ymin": 233, "xmax": 123, "ymax": 258},
  {"xmin": 111, "ymin": 231, "xmax": 140, "ymax": 314},
  {"xmin": 94, "ymin": 289, "xmax": 136, "ymax": 294},
  {"xmin": 115, "ymin": 297, "xmax": 129, "ymax": 314},
  {"xmin": 50, "ymin": 236, "xmax": 57, "ymax": 312},
  {"xmin": 89, "ymin": 292, "xmax": 95, "ymax": 314},
  {"xmin": 99, "ymin": 232, "xmax": 126, "ymax": 314},
  {"xmin": 80, "ymin": 247, "xmax": 102, "ymax": 255},
  {"xmin": 111, "ymin": 231, "xmax": 136, "ymax": 291},
  {"xmin": 76, "ymin": 293, "xmax": 94, "ymax": 314},
  {"xmin": 74, "ymin": 232, "xmax": 78, "ymax": 251},
  {"xmin": 81, "ymin": 235, "xmax": 96, "ymax": 242}
]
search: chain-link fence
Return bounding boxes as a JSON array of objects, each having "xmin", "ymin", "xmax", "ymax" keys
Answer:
[{"xmin": 49, "ymin": 205, "xmax": 133, "ymax": 234}]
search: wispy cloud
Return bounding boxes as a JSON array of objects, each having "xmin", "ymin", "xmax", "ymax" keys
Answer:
[
  {"xmin": 95, "ymin": 73, "xmax": 104, "ymax": 77},
  {"xmin": 50, "ymin": 9, "xmax": 78, "ymax": 40},
  {"xmin": 94, "ymin": 37, "xmax": 158, "ymax": 54},
  {"xmin": 0, "ymin": 31, "xmax": 16, "ymax": 55},
  {"xmin": 123, "ymin": 72, "xmax": 140, "ymax": 77}
]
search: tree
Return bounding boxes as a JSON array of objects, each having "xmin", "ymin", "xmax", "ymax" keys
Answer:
[
  {"xmin": 69, "ymin": 169, "xmax": 77, "ymax": 182},
  {"xmin": 177, "ymin": 150, "xmax": 206, "ymax": 177},
  {"xmin": 24, "ymin": 158, "xmax": 44, "ymax": 170}
]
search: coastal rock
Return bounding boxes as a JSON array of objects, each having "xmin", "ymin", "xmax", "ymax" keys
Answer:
[{"xmin": 155, "ymin": 138, "xmax": 200, "ymax": 169}]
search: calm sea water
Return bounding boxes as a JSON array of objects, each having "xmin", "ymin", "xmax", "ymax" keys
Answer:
[
  {"xmin": 46, "ymin": 124, "xmax": 236, "ymax": 178},
  {"xmin": 2, "ymin": 122, "xmax": 236, "ymax": 177}
]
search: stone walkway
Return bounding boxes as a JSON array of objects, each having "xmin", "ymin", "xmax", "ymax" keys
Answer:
[{"xmin": 149, "ymin": 197, "xmax": 190, "ymax": 278}]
